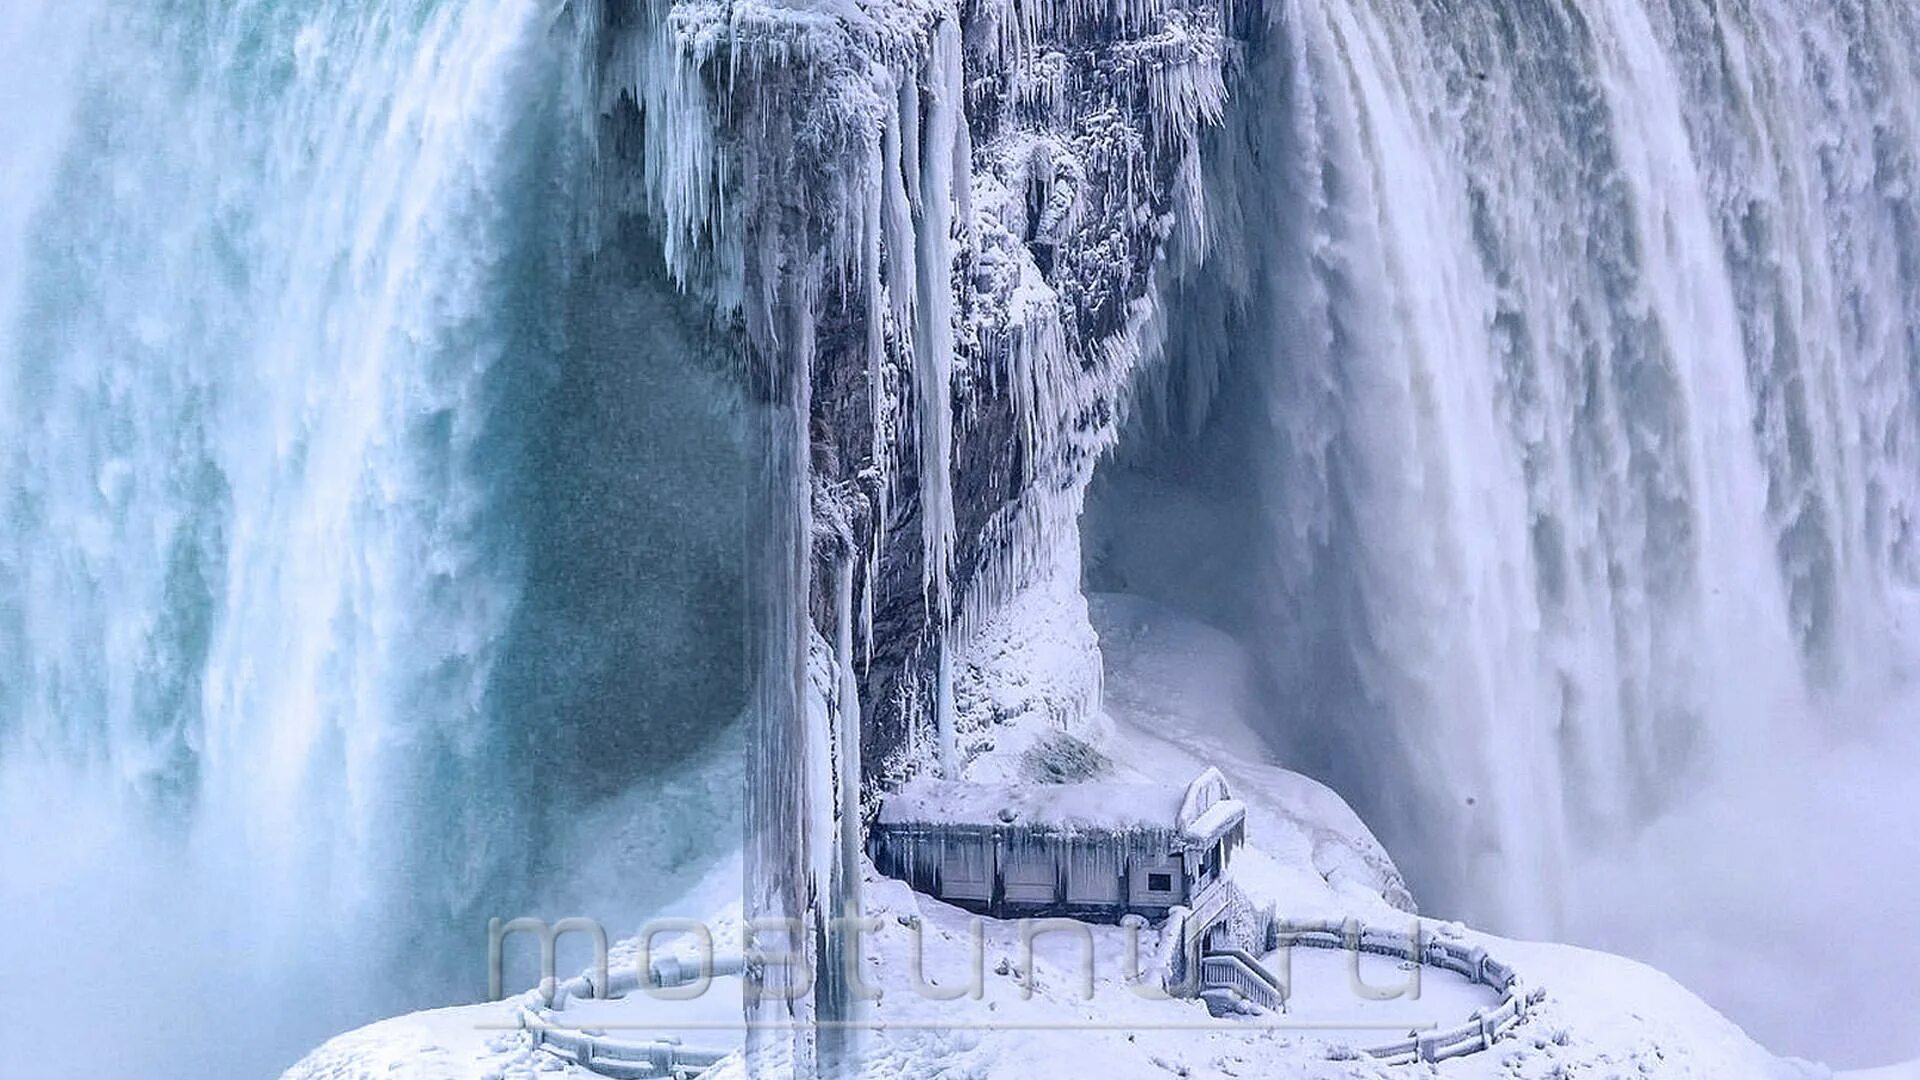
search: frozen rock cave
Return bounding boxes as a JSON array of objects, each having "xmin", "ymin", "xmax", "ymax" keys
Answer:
[{"xmin": 3, "ymin": 0, "xmax": 1920, "ymax": 1078}]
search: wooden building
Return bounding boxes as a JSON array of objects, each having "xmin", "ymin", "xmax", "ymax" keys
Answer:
[{"xmin": 869, "ymin": 768, "xmax": 1247, "ymax": 921}]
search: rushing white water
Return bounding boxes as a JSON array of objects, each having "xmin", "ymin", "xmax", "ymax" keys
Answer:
[
  {"xmin": 1093, "ymin": 0, "xmax": 1920, "ymax": 1063},
  {"xmin": 0, "ymin": 4, "xmax": 747, "ymax": 1076},
  {"xmin": 0, "ymin": 2, "xmax": 549, "ymax": 1069}
]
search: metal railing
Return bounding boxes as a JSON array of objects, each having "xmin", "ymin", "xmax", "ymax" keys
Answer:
[
  {"xmin": 507, "ymin": 916, "xmax": 1531, "ymax": 1072},
  {"xmin": 528, "ymin": 1024, "xmax": 731, "ymax": 1080},
  {"xmin": 512, "ymin": 951, "xmax": 747, "ymax": 1078},
  {"xmin": 1268, "ymin": 919, "xmax": 1539, "ymax": 1064},
  {"xmin": 1198, "ymin": 947, "xmax": 1287, "ymax": 1012}
]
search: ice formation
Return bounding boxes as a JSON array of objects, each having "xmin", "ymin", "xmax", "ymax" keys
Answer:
[
  {"xmin": 568, "ymin": 0, "xmax": 1248, "ymax": 1064},
  {"xmin": 10, "ymin": 0, "xmax": 1920, "ymax": 1074},
  {"xmin": 363, "ymin": 0, "xmax": 1920, "ymax": 1067}
]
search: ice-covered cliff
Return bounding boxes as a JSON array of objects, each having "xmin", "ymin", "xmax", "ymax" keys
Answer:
[
  {"xmin": 575, "ymin": 1, "xmax": 1257, "ymax": 1061},
  {"xmin": 575, "ymin": 0, "xmax": 1246, "ymax": 770}
]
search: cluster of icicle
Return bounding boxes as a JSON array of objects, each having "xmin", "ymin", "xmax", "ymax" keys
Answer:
[
  {"xmin": 578, "ymin": 0, "xmax": 1240, "ymax": 775},
  {"xmin": 954, "ymin": 0, "xmax": 1239, "ymax": 688},
  {"xmin": 563, "ymin": 0, "xmax": 1245, "ymax": 1071}
]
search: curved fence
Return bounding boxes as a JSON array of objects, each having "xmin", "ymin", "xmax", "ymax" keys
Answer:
[
  {"xmin": 1270, "ymin": 920, "xmax": 1538, "ymax": 1064},
  {"xmin": 511, "ymin": 952, "xmax": 746, "ymax": 1079},
  {"xmin": 510, "ymin": 922, "xmax": 1532, "ymax": 1074}
]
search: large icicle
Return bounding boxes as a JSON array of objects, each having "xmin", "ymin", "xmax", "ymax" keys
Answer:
[
  {"xmin": 818, "ymin": 553, "xmax": 867, "ymax": 1073},
  {"xmin": 913, "ymin": 16, "xmax": 965, "ymax": 778},
  {"xmin": 589, "ymin": 0, "xmax": 729, "ymax": 291},
  {"xmin": 743, "ymin": 278, "xmax": 819, "ymax": 1076},
  {"xmin": 863, "ymin": 66, "xmax": 916, "ymax": 669}
]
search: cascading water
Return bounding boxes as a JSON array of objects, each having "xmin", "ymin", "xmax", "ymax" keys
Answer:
[
  {"xmin": 0, "ymin": 4, "xmax": 746, "ymax": 1076},
  {"xmin": 1090, "ymin": 0, "xmax": 1920, "ymax": 1063},
  {"xmin": 9, "ymin": 0, "xmax": 1920, "ymax": 1072}
]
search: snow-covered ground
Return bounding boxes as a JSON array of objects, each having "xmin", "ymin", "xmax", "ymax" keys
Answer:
[{"xmin": 285, "ymin": 585, "xmax": 1914, "ymax": 1079}]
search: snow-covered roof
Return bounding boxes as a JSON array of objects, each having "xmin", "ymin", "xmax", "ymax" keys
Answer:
[
  {"xmin": 878, "ymin": 771, "xmax": 1246, "ymax": 845},
  {"xmin": 879, "ymin": 778, "xmax": 1185, "ymax": 832},
  {"xmin": 1180, "ymin": 798, "xmax": 1247, "ymax": 846}
]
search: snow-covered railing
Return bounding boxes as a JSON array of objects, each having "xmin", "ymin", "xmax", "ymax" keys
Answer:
[
  {"xmin": 1176, "ymin": 767, "xmax": 1233, "ymax": 833},
  {"xmin": 1161, "ymin": 877, "xmax": 1242, "ymax": 995},
  {"xmin": 543, "ymin": 951, "xmax": 749, "ymax": 1009},
  {"xmin": 1267, "ymin": 920, "xmax": 1539, "ymax": 1065},
  {"xmin": 512, "ymin": 952, "xmax": 747, "ymax": 1079},
  {"xmin": 1184, "ymin": 878, "xmax": 1234, "ymax": 935},
  {"xmin": 1198, "ymin": 947, "xmax": 1286, "ymax": 1012},
  {"xmin": 529, "ymin": 1026, "xmax": 731, "ymax": 1080}
]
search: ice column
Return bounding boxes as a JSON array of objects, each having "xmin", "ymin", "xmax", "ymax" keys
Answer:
[{"xmin": 913, "ymin": 17, "xmax": 964, "ymax": 777}]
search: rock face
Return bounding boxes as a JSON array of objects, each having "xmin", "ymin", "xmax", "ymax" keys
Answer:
[
  {"xmin": 837, "ymin": 0, "xmax": 1246, "ymax": 783},
  {"xmin": 582, "ymin": 0, "xmax": 1246, "ymax": 780}
]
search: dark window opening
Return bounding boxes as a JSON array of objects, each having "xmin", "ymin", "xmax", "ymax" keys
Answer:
[{"xmin": 1147, "ymin": 872, "xmax": 1173, "ymax": 892}]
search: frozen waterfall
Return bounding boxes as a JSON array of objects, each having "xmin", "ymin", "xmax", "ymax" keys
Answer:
[
  {"xmin": 1089, "ymin": 0, "xmax": 1920, "ymax": 1062},
  {"xmin": 6, "ymin": 0, "xmax": 1920, "ymax": 1073}
]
